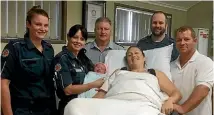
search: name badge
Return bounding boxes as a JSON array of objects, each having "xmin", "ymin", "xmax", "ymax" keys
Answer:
[{"xmin": 75, "ymin": 68, "xmax": 82, "ymax": 72}]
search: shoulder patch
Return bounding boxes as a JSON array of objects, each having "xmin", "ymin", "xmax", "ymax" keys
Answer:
[
  {"xmin": 55, "ymin": 63, "xmax": 62, "ymax": 72},
  {"xmin": 2, "ymin": 49, "xmax": 9, "ymax": 57}
]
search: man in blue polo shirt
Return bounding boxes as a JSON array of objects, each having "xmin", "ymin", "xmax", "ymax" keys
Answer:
[{"xmin": 137, "ymin": 11, "xmax": 179, "ymax": 80}]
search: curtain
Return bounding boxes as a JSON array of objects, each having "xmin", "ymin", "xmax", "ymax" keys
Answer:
[{"xmin": 115, "ymin": 6, "xmax": 172, "ymax": 44}]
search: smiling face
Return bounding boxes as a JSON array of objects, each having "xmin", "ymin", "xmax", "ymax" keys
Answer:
[
  {"xmin": 151, "ymin": 13, "xmax": 167, "ymax": 37},
  {"xmin": 95, "ymin": 21, "xmax": 111, "ymax": 42},
  {"xmin": 176, "ymin": 29, "xmax": 197, "ymax": 54},
  {"xmin": 126, "ymin": 47, "xmax": 145, "ymax": 69},
  {"xmin": 67, "ymin": 30, "xmax": 86, "ymax": 55},
  {"xmin": 27, "ymin": 14, "xmax": 49, "ymax": 40}
]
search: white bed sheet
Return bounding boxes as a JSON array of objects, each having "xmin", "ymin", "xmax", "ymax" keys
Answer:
[
  {"xmin": 64, "ymin": 98, "xmax": 165, "ymax": 115},
  {"xmin": 64, "ymin": 71, "xmax": 168, "ymax": 115}
]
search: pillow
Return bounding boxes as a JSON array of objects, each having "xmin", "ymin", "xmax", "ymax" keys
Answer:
[
  {"xmin": 105, "ymin": 50, "xmax": 127, "ymax": 76},
  {"xmin": 143, "ymin": 44, "xmax": 173, "ymax": 80}
]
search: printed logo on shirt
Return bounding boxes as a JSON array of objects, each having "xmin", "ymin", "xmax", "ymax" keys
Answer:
[
  {"xmin": 55, "ymin": 63, "xmax": 62, "ymax": 72},
  {"xmin": 2, "ymin": 49, "xmax": 9, "ymax": 57}
]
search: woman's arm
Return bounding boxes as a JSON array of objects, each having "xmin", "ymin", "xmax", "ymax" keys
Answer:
[
  {"xmin": 64, "ymin": 78, "xmax": 104, "ymax": 96},
  {"xmin": 93, "ymin": 69, "xmax": 121, "ymax": 98},
  {"xmin": 156, "ymin": 70, "xmax": 182, "ymax": 114},
  {"xmin": 1, "ymin": 78, "xmax": 13, "ymax": 115},
  {"xmin": 156, "ymin": 70, "xmax": 182, "ymax": 103},
  {"xmin": 93, "ymin": 89, "xmax": 107, "ymax": 98},
  {"xmin": 1, "ymin": 42, "xmax": 17, "ymax": 115}
]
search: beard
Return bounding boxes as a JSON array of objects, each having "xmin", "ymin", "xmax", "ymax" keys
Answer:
[{"xmin": 151, "ymin": 27, "xmax": 166, "ymax": 37}]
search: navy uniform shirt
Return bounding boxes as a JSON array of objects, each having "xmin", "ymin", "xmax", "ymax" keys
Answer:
[
  {"xmin": 137, "ymin": 35, "xmax": 179, "ymax": 80},
  {"xmin": 1, "ymin": 38, "xmax": 55, "ymax": 108},
  {"xmin": 53, "ymin": 46, "xmax": 87, "ymax": 100}
]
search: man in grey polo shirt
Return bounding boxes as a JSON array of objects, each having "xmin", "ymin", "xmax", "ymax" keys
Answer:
[{"xmin": 85, "ymin": 17, "xmax": 124, "ymax": 64}]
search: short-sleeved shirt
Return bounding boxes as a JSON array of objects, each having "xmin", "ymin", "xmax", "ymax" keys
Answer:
[
  {"xmin": 1, "ymin": 38, "xmax": 54, "ymax": 100},
  {"xmin": 85, "ymin": 40, "xmax": 124, "ymax": 64},
  {"xmin": 137, "ymin": 35, "xmax": 179, "ymax": 80},
  {"xmin": 53, "ymin": 46, "xmax": 87, "ymax": 100},
  {"xmin": 170, "ymin": 50, "xmax": 214, "ymax": 115}
]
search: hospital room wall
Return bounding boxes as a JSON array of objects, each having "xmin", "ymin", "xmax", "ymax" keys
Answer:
[
  {"xmin": 106, "ymin": 1, "xmax": 187, "ymax": 49},
  {"xmin": 1, "ymin": 1, "xmax": 211, "ymax": 54},
  {"xmin": 187, "ymin": 1, "xmax": 213, "ymax": 58}
]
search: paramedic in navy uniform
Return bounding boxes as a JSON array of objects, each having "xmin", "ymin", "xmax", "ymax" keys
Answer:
[
  {"xmin": 1, "ymin": 6, "xmax": 56, "ymax": 115},
  {"xmin": 52, "ymin": 24, "xmax": 105, "ymax": 115}
]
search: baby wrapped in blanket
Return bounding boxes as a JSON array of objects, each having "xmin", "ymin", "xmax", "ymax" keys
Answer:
[{"xmin": 78, "ymin": 63, "xmax": 107, "ymax": 98}]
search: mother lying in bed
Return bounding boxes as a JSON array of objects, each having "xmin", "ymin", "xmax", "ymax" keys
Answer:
[{"xmin": 64, "ymin": 46, "xmax": 182, "ymax": 115}]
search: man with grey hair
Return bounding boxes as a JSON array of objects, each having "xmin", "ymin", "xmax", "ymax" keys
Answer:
[{"xmin": 85, "ymin": 17, "xmax": 124, "ymax": 64}]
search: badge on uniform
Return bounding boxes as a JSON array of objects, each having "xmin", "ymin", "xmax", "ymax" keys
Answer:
[
  {"xmin": 75, "ymin": 68, "xmax": 82, "ymax": 72},
  {"xmin": 55, "ymin": 63, "xmax": 62, "ymax": 72},
  {"xmin": 2, "ymin": 49, "xmax": 9, "ymax": 57}
]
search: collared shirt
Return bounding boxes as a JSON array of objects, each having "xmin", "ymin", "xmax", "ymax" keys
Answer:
[
  {"xmin": 1, "ymin": 37, "xmax": 54, "ymax": 100},
  {"xmin": 53, "ymin": 46, "xmax": 87, "ymax": 100},
  {"xmin": 170, "ymin": 50, "xmax": 214, "ymax": 115},
  {"xmin": 137, "ymin": 35, "xmax": 179, "ymax": 80},
  {"xmin": 85, "ymin": 40, "xmax": 124, "ymax": 64}
]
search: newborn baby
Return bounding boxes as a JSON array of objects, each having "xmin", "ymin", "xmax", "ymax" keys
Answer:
[{"xmin": 78, "ymin": 63, "xmax": 107, "ymax": 98}]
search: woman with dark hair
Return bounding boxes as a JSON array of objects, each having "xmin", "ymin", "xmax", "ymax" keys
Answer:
[
  {"xmin": 1, "ymin": 6, "xmax": 56, "ymax": 115},
  {"xmin": 52, "ymin": 24, "xmax": 105, "ymax": 115}
]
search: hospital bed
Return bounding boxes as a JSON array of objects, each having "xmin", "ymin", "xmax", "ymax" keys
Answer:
[
  {"xmin": 63, "ymin": 50, "xmax": 168, "ymax": 115},
  {"xmin": 63, "ymin": 50, "xmax": 214, "ymax": 115}
]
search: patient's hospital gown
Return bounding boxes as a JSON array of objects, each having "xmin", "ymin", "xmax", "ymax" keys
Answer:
[{"xmin": 64, "ymin": 70, "xmax": 168, "ymax": 115}]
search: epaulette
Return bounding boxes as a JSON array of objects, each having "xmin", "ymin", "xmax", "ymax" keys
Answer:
[
  {"xmin": 43, "ymin": 40, "xmax": 53, "ymax": 48},
  {"xmin": 54, "ymin": 51, "xmax": 67, "ymax": 60},
  {"xmin": 9, "ymin": 38, "xmax": 25, "ymax": 45}
]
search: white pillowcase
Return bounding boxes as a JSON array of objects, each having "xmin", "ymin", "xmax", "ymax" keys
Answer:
[{"xmin": 105, "ymin": 50, "xmax": 127, "ymax": 76}]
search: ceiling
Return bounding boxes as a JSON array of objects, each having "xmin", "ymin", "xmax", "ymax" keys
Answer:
[{"xmin": 140, "ymin": 1, "xmax": 201, "ymax": 11}]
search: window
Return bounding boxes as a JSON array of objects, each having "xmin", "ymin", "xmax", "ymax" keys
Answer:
[
  {"xmin": 114, "ymin": 4, "xmax": 172, "ymax": 45},
  {"xmin": 1, "ymin": 1, "xmax": 67, "ymax": 43}
]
